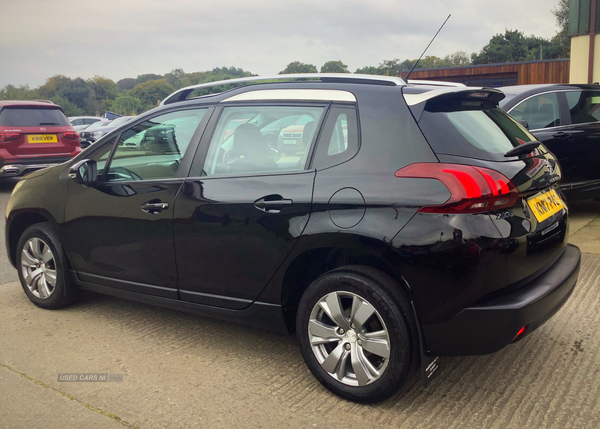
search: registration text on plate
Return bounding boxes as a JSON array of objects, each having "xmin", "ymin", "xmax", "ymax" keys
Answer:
[
  {"xmin": 527, "ymin": 189, "xmax": 564, "ymax": 223},
  {"xmin": 27, "ymin": 134, "xmax": 58, "ymax": 143}
]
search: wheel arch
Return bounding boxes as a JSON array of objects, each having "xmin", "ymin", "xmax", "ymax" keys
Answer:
[
  {"xmin": 279, "ymin": 244, "xmax": 413, "ymax": 333},
  {"xmin": 7, "ymin": 210, "xmax": 60, "ymax": 268}
]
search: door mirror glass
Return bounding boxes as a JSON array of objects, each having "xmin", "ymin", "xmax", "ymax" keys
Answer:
[{"xmin": 69, "ymin": 159, "xmax": 97, "ymax": 186}]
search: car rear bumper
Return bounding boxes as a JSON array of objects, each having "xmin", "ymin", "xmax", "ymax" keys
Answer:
[
  {"xmin": 0, "ymin": 157, "xmax": 71, "ymax": 177},
  {"xmin": 421, "ymin": 243, "xmax": 581, "ymax": 356}
]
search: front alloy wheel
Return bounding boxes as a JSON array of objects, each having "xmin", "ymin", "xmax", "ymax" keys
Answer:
[{"xmin": 20, "ymin": 237, "xmax": 57, "ymax": 299}]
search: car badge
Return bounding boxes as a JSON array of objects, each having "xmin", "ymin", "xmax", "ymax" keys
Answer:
[{"xmin": 40, "ymin": 127, "xmax": 47, "ymax": 132}]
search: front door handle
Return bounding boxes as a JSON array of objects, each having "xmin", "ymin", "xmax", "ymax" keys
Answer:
[
  {"xmin": 254, "ymin": 195, "xmax": 293, "ymax": 212},
  {"xmin": 141, "ymin": 201, "xmax": 169, "ymax": 214},
  {"xmin": 552, "ymin": 131, "xmax": 570, "ymax": 139}
]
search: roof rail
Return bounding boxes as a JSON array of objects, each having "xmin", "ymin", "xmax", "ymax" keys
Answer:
[
  {"xmin": 406, "ymin": 79, "xmax": 466, "ymax": 87},
  {"xmin": 160, "ymin": 73, "xmax": 406, "ymax": 106}
]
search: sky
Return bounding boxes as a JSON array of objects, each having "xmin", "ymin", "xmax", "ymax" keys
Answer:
[{"xmin": 0, "ymin": 0, "xmax": 561, "ymax": 88}]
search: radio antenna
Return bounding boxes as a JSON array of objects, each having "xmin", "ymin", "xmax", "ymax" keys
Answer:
[{"xmin": 404, "ymin": 14, "xmax": 451, "ymax": 81}]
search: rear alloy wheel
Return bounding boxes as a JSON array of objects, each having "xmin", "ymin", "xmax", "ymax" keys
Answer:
[
  {"xmin": 16, "ymin": 222, "xmax": 79, "ymax": 309},
  {"xmin": 297, "ymin": 266, "xmax": 419, "ymax": 403}
]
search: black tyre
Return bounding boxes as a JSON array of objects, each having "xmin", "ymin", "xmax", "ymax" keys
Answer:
[
  {"xmin": 296, "ymin": 266, "xmax": 419, "ymax": 403},
  {"xmin": 16, "ymin": 222, "xmax": 79, "ymax": 309}
]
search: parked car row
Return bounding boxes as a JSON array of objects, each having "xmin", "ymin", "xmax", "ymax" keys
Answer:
[{"xmin": 5, "ymin": 74, "xmax": 582, "ymax": 404}]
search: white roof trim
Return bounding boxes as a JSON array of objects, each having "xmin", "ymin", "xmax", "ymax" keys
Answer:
[
  {"xmin": 403, "ymin": 87, "xmax": 485, "ymax": 106},
  {"xmin": 220, "ymin": 89, "xmax": 356, "ymax": 103}
]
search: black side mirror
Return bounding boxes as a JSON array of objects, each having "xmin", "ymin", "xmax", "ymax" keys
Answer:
[
  {"xmin": 516, "ymin": 120, "xmax": 529, "ymax": 130},
  {"xmin": 68, "ymin": 159, "xmax": 97, "ymax": 186}
]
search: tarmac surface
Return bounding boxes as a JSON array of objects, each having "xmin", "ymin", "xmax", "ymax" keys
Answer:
[{"xmin": 1, "ymin": 177, "xmax": 599, "ymax": 429}]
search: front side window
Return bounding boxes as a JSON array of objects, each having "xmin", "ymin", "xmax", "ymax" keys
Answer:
[
  {"xmin": 201, "ymin": 105, "xmax": 325, "ymax": 176},
  {"xmin": 510, "ymin": 93, "xmax": 561, "ymax": 130},
  {"xmin": 565, "ymin": 90, "xmax": 600, "ymax": 124},
  {"xmin": 104, "ymin": 108, "xmax": 207, "ymax": 182}
]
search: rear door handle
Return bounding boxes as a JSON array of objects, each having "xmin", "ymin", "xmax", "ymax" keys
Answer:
[
  {"xmin": 552, "ymin": 132, "xmax": 570, "ymax": 139},
  {"xmin": 141, "ymin": 201, "xmax": 169, "ymax": 214},
  {"xmin": 254, "ymin": 196, "xmax": 293, "ymax": 212}
]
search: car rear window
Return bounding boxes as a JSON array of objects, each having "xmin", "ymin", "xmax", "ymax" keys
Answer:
[
  {"xmin": 0, "ymin": 107, "xmax": 70, "ymax": 127},
  {"xmin": 417, "ymin": 107, "xmax": 540, "ymax": 161}
]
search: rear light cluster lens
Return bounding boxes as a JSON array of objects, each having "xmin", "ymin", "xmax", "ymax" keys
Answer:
[
  {"xmin": 62, "ymin": 132, "xmax": 80, "ymax": 141},
  {"xmin": 0, "ymin": 132, "xmax": 20, "ymax": 145},
  {"xmin": 395, "ymin": 163, "xmax": 519, "ymax": 214}
]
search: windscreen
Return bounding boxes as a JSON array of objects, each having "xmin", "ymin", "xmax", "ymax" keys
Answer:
[
  {"xmin": 418, "ymin": 107, "xmax": 540, "ymax": 161},
  {"xmin": 0, "ymin": 107, "xmax": 70, "ymax": 127}
]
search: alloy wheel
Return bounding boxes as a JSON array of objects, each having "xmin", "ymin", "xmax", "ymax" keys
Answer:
[
  {"xmin": 308, "ymin": 291, "xmax": 391, "ymax": 386},
  {"xmin": 20, "ymin": 237, "xmax": 57, "ymax": 299}
]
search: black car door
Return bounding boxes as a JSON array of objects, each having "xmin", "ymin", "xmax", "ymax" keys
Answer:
[
  {"xmin": 173, "ymin": 103, "xmax": 329, "ymax": 309},
  {"xmin": 63, "ymin": 107, "xmax": 211, "ymax": 298},
  {"xmin": 507, "ymin": 91, "xmax": 576, "ymax": 191}
]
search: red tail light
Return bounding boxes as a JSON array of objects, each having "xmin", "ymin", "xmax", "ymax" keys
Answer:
[
  {"xmin": 62, "ymin": 132, "xmax": 80, "ymax": 141},
  {"xmin": 0, "ymin": 132, "xmax": 20, "ymax": 145},
  {"xmin": 395, "ymin": 163, "xmax": 519, "ymax": 214}
]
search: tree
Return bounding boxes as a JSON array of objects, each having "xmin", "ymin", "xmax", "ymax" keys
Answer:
[
  {"xmin": 117, "ymin": 78, "xmax": 137, "ymax": 92},
  {"xmin": 354, "ymin": 65, "xmax": 379, "ymax": 74},
  {"xmin": 320, "ymin": 60, "xmax": 350, "ymax": 73},
  {"xmin": 111, "ymin": 95, "xmax": 143, "ymax": 116},
  {"xmin": 87, "ymin": 76, "xmax": 118, "ymax": 101},
  {"xmin": 136, "ymin": 74, "xmax": 163, "ymax": 85},
  {"xmin": 443, "ymin": 50, "xmax": 471, "ymax": 67},
  {"xmin": 279, "ymin": 61, "xmax": 318, "ymax": 74},
  {"xmin": 552, "ymin": 0, "xmax": 570, "ymax": 57},
  {"xmin": 48, "ymin": 95, "xmax": 84, "ymax": 116},
  {"xmin": 471, "ymin": 29, "xmax": 564, "ymax": 64},
  {"xmin": 38, "ymin": 75, "xmax": 92, "ymax": 112},
  {"xmin": 129, "ymin": 79, "xmax": 174, "ymax": 109},
  {"xmin": 0, "ymin": 84, "xmax": 39, "ymax": 100}
]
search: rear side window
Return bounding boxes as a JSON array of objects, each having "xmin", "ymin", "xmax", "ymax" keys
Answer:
[
  {"xmin": 0, "ymin": 107, "xmax": 70, "ymax": 127},
  {"xmin": 418, "ymin": 107, "xmax": 538, "ymax": 162},
  {"xmin": 565, "ymin": 90, "xmax": 600, "ymax": 124},
  {"xmin": 312, "ymin": 106, "xmax": 359, "ymax": 170},
  {"xmin": 509, "ymin": 93, "xmax": 561, "ymax": 130}
]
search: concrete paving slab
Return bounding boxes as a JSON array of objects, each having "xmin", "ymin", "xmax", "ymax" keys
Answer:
[
  {"xmin": 0, "ymin": 365, "xmax": 127, "ymax": 429},
  {"xmin": 1, "ymin": 253, "xmax": 600, "ymax": 428}
]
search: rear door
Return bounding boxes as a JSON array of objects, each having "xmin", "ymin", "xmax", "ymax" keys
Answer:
[
  {"xmin": 0, "ymin": 106, "xmax": 79, "ymax": 158},
  {"xmin": 173, "ymin": 102, "xmax": 328, "ymax": 309}
]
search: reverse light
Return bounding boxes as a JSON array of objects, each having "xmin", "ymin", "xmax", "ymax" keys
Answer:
[{"xmin": 395, "ymin": 163, "xmax": 519, "ymax": 214}]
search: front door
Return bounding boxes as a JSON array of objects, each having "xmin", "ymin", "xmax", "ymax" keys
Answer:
[
  {"xmin": 63, "ymin": 107, "xmax": 210, "ymax": 298},
  {"xmin": 174, "ymin": 103, "xmax": 328, "ymax": 309}
]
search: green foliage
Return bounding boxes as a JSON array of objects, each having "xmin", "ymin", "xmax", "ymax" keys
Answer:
[
  {"xmin": 320, "ymin": 61, "xmax": 350, "ymax": 73},
  {"xmin": 111, "ymin": 95, "xmax": 143, "ymax": 116},
  {"xmin": 0, "ymin": 84, "xmax": 39, "ymax": 100},
  {"xmin": 88, "ymin": 76, "xmax": 119, "ymax": 101},
  {"xmin": 129, "ymin": 79, "xmax": 175, "ymax": 109},
  {"xmin": 117, "ymin": 78, "xmax": 137, "ymax": 92},
  {"xmin": 136, "ymin": 74, "xmax": 163, "ymax": 85},
  {"xmin": 48, "ymin": 95, "xmax": 84, "ymax": 116},
  {"xmin": 279, "ymin": 61, "xmax": 318, "ymax": 74},
  {"xmin": 471, "ymin": 29, "xmax": 565, "ymax": 64},
  {"xmin": 38, "ymin": 75, "xmax": 92, "ymax": 111},
  {"xmin": 354, "ymin": 65, "xmax": 380, "ymax": 74},
  {"xmin": 552, "ymin": 0, "xmax": 570, "ymax": 57}
]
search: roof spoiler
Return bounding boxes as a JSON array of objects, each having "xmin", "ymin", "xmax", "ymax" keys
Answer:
[{"xmin": 404, "ymin": 87, "xmax": 505, "ymax": 118}]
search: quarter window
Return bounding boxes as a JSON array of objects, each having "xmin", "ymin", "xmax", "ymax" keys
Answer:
[
  {"xmin": 510, "ymin": 93, "xmax": 561, "ymax": 130},
  {"xmin": 201, "ymin": 106, "xmax": 325, "ymax": 176},
  {"xmin": 104, "ymin": 108, "xmax": 207, "ymax": 182},
  {"xmin": 565, "ymin": 90, "xmax": 600, "ymax": 124},
  {"xmin": 312, "ymin": 107, "xmax": 359, "ymax": 169}
]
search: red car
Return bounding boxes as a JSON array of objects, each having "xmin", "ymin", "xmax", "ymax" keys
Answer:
[{"xmin": 0, "ymin": 100, "xmax": 81, "ymax": 178}]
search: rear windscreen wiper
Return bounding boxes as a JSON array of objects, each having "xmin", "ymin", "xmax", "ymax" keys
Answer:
[
  {"xmin": 504, "ymin": 140, "xmax": 541, "ymax": 157},
  {"xmin": 39, "ymin": 122, "xmax": 61, "ymax": 126}
]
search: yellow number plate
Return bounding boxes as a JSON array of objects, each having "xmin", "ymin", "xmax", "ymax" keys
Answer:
[
  {"xmin": 527, "ymin": 189, "xmax": 564, "ymax": 223},
  {"xmin": 27, "ymin": 134, "xmax": 58, "ymax": 143}
]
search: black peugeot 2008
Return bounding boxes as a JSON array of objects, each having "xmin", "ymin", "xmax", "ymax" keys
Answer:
[{"xmin": 5, "ymin": 74, "xmax": 581, "ymax": 403}]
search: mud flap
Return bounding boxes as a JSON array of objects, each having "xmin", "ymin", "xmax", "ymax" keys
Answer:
[{"xmin": 410, "ymin": 301, "xmax": 440, "ymax": 387}]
